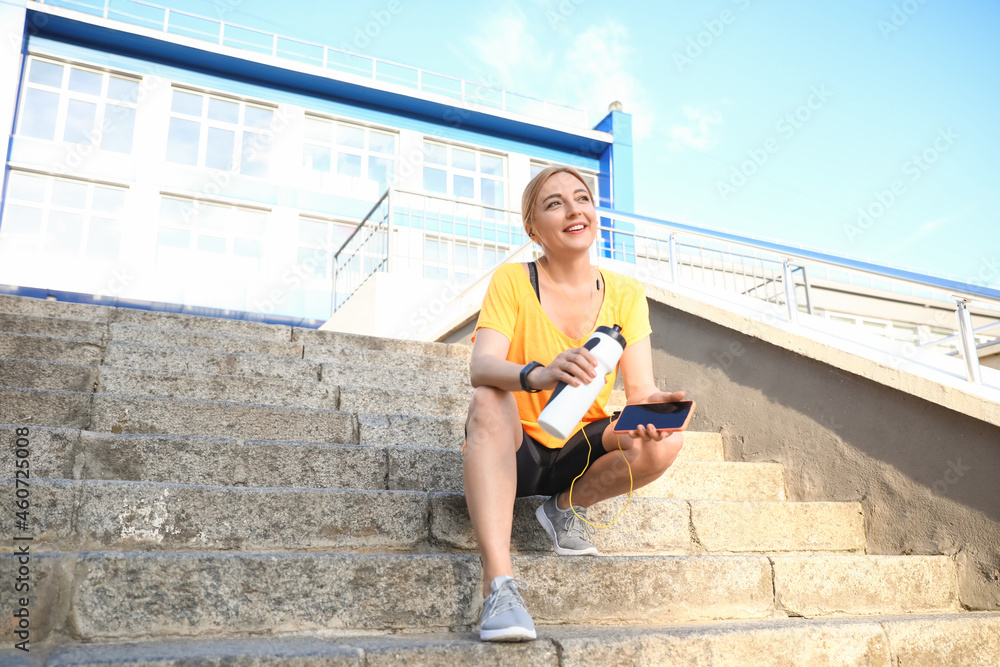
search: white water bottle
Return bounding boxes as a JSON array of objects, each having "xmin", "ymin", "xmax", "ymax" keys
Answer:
[{"xmin": 538, "ymin": 324, "xmax": 627, "ymax": 440}]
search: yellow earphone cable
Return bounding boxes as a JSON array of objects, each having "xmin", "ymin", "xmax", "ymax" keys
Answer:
[{"xmin": 566, "ymin": 414, "xmax": 633, "ymax": 529}]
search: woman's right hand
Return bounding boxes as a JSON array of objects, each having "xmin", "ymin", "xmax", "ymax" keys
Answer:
[{"xmin": 528, "ymin": 347, "xmax": 600, "ymax": 391}]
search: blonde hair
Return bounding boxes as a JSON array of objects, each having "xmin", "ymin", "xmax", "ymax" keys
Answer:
[{"xmin": 521, "ymin": 165, "xmax": 595, "ymax": 239}]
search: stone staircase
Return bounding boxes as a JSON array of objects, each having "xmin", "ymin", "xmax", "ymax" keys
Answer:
[{"xmin": 1, "ymin": 293, "xmax": 998, "ymax": 666}]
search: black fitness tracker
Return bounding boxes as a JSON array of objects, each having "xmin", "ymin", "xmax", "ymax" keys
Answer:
[{"xmin": 520, "ymin": 361, "xmax": 544, "ymax": 393}]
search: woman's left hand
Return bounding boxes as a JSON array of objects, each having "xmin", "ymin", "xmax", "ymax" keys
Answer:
[{"xmin": 623, "ymin": 390, "xmax": 686, "ymax": 441}]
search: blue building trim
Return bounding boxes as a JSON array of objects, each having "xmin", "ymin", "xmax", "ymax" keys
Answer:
[
  {"xmin": 595, "ymin": 110, "xmax": 635, "ymax": 260},
  {"xmin": 0, "ymin": 283, "xmax": 327, "ymax": 328},
  {"xmin": 26, "ymin": 9, "xmax": 608, "ymax": 168}
]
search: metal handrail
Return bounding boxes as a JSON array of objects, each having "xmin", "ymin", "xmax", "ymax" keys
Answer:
[
  {"xmin": 34, "ymin": 0, "xmax": 589, "ymax": 127},
  {"xmin": 595, "ymin": 206, "xmax": 1000, "ymax": 384}
]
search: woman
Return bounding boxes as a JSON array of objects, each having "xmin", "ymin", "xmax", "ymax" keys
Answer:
[{"xmin": 463, "ymin": 165, "xmax": 686, "ymax": 642}]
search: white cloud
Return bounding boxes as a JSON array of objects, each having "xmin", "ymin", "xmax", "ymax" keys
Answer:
[
  {"xmin": 462, "ymin": 8, "xmax": 655, "ymax": 139},
  {"xmin": 666, "ymin": 105, "xmax": 724, "ymax": 151}
]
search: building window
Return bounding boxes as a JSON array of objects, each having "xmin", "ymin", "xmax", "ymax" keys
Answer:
[
  {"xmin": 156, "ymin": 195, "xmax": 267, "ymax": 276},
  {"xmin": 423, "ymin": 235, "xmax": 504, "ymax": 284},
  {"xmin": 297, "ymin": 215, "xmax": 358, "ymax": 280},
  {"xmin": 530, "ymin": 161, "xmax": 598, "ymax": 201},
  {"xmin": 0, "ymin": 171, "xmax": 127, "ymax": 261},
  {"xmin": 302, "ymin": 117, "xmax": 396, "ymax": 197},
  {"xmin": 16, "ymin": 57, "xmax": 140, "ymax": 153},
  {"xmin": 165, "ymin": 89, "xmax": 274, "ymax": 177},
  {"xmin": 422, "ymin": 141, "xmax": 506, "ymax": 210}
]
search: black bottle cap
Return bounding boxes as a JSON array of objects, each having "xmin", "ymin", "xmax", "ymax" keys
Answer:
[{"xmin": 595, "ymin": 324, "xmax": 627, "ymax": 349}]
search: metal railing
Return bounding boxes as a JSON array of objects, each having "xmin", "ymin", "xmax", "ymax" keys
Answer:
[
  {"xmin": 331, "ymin": 192, "xmax": 390, "ymax": 312},
  {"xmin": 594, "ymin": 207, "xmax": 1000, "ymax": 385},
  {"xmin": 34, "ymin": 0, "xmax": 590, "ymax": 127}
]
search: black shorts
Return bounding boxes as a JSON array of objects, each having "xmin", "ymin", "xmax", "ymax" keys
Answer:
[{"xmin": 515, "ymin": 417, "xmax": 618, "ymax": 498}]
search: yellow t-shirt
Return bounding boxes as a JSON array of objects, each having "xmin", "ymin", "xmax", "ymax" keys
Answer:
[{"xmin": 472, "ymin": 262, "xmax": 652, "ymax": 449}]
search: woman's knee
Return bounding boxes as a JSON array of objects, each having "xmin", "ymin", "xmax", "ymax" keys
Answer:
[
  {"xmin": 631, "ymin": 431, "xmax": 684, "ymax": 474},
  {"xmin": 465, "ymin": 386, "xmax": 520, "ymax": 448}
]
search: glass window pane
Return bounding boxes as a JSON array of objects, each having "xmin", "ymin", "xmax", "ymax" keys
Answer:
[
  {"xmin": 244, "ymin": 106, "xmax": 273, "ymax": 129},
  {"xmin": 303, "ymin": 143, "xmax": 331, "ymax": 171},
  {"xmin": 304, "ymin": 117, "xmax": 330, "ymax": 143},
  {"xmin": 481, "ymin": 154, "xmax": 503, "ymax": 176},
  {"xmin": 337, "ymin": 152, "xmax": 362, "ymax": 178},
  {"xmin": 234, "ymin": 237, "xmax": 261, "ymax": 258},
  {"xmin": 331, "ymin": 223, "xmax": 354, "ymax": 250},
  {"xmin": 299, "ymin": 219, "xmax": 327, "ymax": 245},
  {"xmin": 68, "ymin": 68, "xmax": 102, "ymax": 95},
  {"xmin": 454, "ymin": 174, "xmax": 474, "ymax": 199},
  {"xmin": 7, "ymin": 172, "xmax": 47, "ymax": 202},
  {"xmin": 197, "ymin": 235, "xmax": 226, "ymax": 253},
  {"xmin": 455, "ymin": 244, "xmax": 468, "ymax": 266},
  {"xmin": 28, "ymin": 60, "xmax": 62, "ymax": 87},
  {"xmin": 484, "ymin": 248, "xmax": 500, "ymax": 267},
  {"xmin": 481, "ymin": 178, "xmax": 503, "ymax": 208},
  {"xmin": 86, "ymin": 217, "xmax": 121, "ymax": 261},
  {"xmin": 1, "ymin": 204, "xmax": 43, "ymax": 235},
  {"xmin": 20, "ymin": 89, "xmax": 59, "ymax": 140},
  {"xmin": 198, "ymin": 203, "xmax": 228, "ymax": 230},
  {"xmin": 93, "ymin": 187, "xmax": 126, "ymax": 215},
  {"xmin": 166, "ymin": 117, "xmax": 201, "ymax": 165},
  {"xmin": 64, "ymin": 99, "xmax": 98, "ymax": 144},
  {"xmin": 452, "ymin": 148, "xmax": 475, "ymax": 171},
  {"xmin": 157, "ymin": 228, "xmax": 190, "ymax": 248},
  {"xmin": 171, "ymin": 91, "xmax": 203, "ymax": 115},
  {"xmin": 51, "ymin": 180, "xmax": 87, "ymax": 209},
  {"xmin": 336, "ymin": 124, "xmax": 364, "ymax": 148},
  {"xmin": 208, "ymin": 98, "xmax": 239, "ymax": 123},
  {"xmin": 46, "ymin": 211, "xmax": 84, "ymax": 255},
  {"xmin": 369, "ymin": 130, "xmax": 395, "ymax": 154},
  {"xmin": 424, "ymin": 238, "xmax": 439, "ymax": 262},
  {"xmin": 424, "ymin": 265, "xmax": 448, "ymax": 280},
  {"xmin": 101, "ymin": 105, "xmax": 136, "ymax": 154},
  {"xmin": 423, "ymin": 167, "xmax": 446, "ymax": 194},
  {"xmin": 108, "ymin": 77, "xmax": 140, "ymax": 103},
  {"xmin": 206, "ymin": 127, "xmax": 236, "ymax": 170},
  {"xmin": 241, "ymin": 132, "xmax": 270, "ymax": 177},
  {"xmin": 424, "ymin": 142, "xmax": 446, "ymax": 165},
  {"xmin": 368, "ymin": 156, "xmax": 391, "ymax": 194},
  {"xmin": 160, "ymin": 197, "xmax": 195, "ymax": 227},
  {"xmin": 297, "ymin": 247, "xmax": 327, "ymax": 276},
  {"xmin": 530, "ymin": 163, "xmax": 545, "ymax": 177},
  {"xmin": 235, "ymin": 209, "xmax": 266, "ymax": 235}
]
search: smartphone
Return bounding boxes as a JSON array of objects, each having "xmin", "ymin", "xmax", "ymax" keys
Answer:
[{"xmin": 613, "ymin": 400, "xmax": 696, "ymax": 434}]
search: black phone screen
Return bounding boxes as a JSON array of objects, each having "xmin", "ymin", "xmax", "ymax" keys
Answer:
[{"xmin": 615, "ymin": 401, "xmax": 693, "ymax": 431}]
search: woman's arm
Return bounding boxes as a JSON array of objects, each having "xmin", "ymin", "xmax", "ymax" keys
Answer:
[{"xmin": 470, "ymin": 328, "xmax": 601, "ymax": 392}]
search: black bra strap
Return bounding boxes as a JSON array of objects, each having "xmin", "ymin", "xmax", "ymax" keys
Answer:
[{"xmin": 528, "ymin": 261, "xmax": 540, "ymax": 302}]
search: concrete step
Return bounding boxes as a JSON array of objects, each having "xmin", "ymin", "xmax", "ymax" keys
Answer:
[
  {"xmin": 0, "ymin": 552, "xmax": 958, "ymax": 642},
  {"xmin": 8, "ymin": 613, "xmax": 999, "ymax": 666},
  {"xmin": 321, "ymin": 362, "xmax": 470, "ymax": 395},
  {"xmin": 12, "ymin": 480, "xmax": 864, "ymax": 556},
  {"xmin": 0, "ymin": 332, "xmax": 103, "ymax": 365},
  {"xmin": 103, "ymin": 340, "xmax": 321, "ymax": 380},
  {"xmin": 340, "ymin": 385, "xmax": 471, "ymax": 419},
  {"xmin": 109, "ymin": 323, "xmax": 303, "ymax": 358},
  {"xmin": 304, "ymin": 343, "xmax": 470, "ymax": 374},
  {"xmin": 0, "ymin": 358, "xmax": 97, "ymax": 393},
  {"xmin": 0, "ymin": 311, "xmax": 106, "ymax": 340},
  {"xmin": 19, "ymin": 427, "xmax": 385, "ymax": 489},
  {"xmin": 294, "ymin": 326, "xmax": 471, "ymax": 360},
  {"xmin": 95, "ymin": 366, "xmax": 340, "ymax": 410},
  {"xmin": 385, "ymin": 445, "xmax": 782, "ymax": 500},
  {"xmin": 0, "ymin": 293, "xmax": 110, "ymax": 322},
  {"xmin": 0, "ymin": 387, "xmax": 91, "ymax": 429}
]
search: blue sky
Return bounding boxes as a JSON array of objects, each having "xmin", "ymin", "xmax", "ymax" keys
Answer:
[{"xmin": 130, "ymin": 0, "xmax": 999, "ymax": 288}]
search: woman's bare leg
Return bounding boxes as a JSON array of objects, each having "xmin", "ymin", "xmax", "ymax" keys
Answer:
[
  {"xmin": 463, "ymin": 386, "xmax": 524, "ymax": 597},
  {"xmin": 554, "ymin": 427, "xmax": 684, "ymax": 509}
]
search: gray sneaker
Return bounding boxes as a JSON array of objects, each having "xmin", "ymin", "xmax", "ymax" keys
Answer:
[
  {"xmin": 479, "ymin": 575, "xmax": 536, "ymax": 642},
  {"xmin": 535, "ymin": 495, "xmax": 599, "ymax": 556}
]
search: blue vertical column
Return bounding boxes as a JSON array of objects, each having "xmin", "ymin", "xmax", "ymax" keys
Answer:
[
  {"xmin": 594, "ymin": 108, "xmax": 635, "ymax": 262},
  {"xmin": 0, "ymin": 0, "xmax": 28, "ymax": 229}
]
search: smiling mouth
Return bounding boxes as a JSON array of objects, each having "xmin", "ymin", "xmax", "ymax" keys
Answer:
[{"xmin": 564, "ymin": 224, "xmax": 587, "ymax": 232}]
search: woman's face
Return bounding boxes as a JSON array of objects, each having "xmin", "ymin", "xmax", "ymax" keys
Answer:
[{"xmin": 529, "ymin": 172, "xmax": 597, "ymax": 253}]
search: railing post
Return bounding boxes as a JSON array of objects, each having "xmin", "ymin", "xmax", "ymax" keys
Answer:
[
  {"xmin": 782, "ymin": 260, "xmax": 798, "ymax": 324},
  {"xmin": 386, "ymin": 187, "xmax": 395, "ymax": 274},
  {"xmin": 955, "ymin": 298, "xmax": 983, "ymax": 384},
  {"xmin": 162, "ymin": 7, "xmax": 169, "ymax": 31},
  {"xmin": 668, "ymin": 233, "xmax": 679, "ymax": 283}
]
